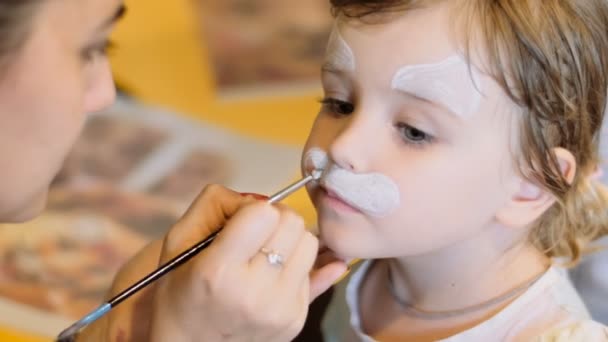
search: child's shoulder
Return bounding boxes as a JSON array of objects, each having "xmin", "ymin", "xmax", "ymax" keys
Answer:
[{"xmin": 535, "ymin": 320, "xmax": 608, "ymax": 341}]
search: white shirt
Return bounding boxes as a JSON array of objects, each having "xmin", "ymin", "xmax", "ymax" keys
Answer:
[{"xmin": 322, "ymin": 261, "xmax": 608, "ymax": 341}]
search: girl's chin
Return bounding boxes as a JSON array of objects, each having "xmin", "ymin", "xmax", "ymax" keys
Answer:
[{"xmin": 317, "ymin": 232, "xmax": 357, "ymax": 264}]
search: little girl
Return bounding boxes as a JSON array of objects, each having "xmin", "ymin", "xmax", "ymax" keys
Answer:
[{"xmin": 301, "ymin": 0, "xmax": 608, "ymax": 340}]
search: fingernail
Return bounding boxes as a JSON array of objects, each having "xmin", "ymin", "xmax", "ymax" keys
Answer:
[
  {"xmin": 348, "ymin": 259, "xmax": 360, "ymax": 268},
  {"xmin": 333, "ymin": 267, "xmax": 352, "ymax": 285},
  {"xmin": 240, "ymin": 192, "xmax": 269, "ymax": 200},
  {"xmin": 332, "ymin": 259, "xmax": 361, "ymax": 285}
]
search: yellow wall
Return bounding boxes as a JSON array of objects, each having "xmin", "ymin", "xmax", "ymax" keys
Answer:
[
  {"xmin": 111, "ymin": 0, "xmax": 321, "ymax": 144},
  {"xmin": 110, "ymin": 0, "xmax": 320, "ymax": 224},
  {"xmin": 0, "ymin": 328, "xmax": 46, "ymax": 342}
]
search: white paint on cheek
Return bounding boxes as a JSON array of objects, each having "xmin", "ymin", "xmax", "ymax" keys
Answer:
[
  {"xmin": 304, "ymin": 148, "xmax": 401, "ymax": 217},
  {"xmin": 324, "ymin": 25, "xmax": 356, "ymax": 72},
  {"xmin": 324, "ymin": 165, "xmax": 401, "ymax": 217},
  {"xmin": 391, "ymin": 55, "xmax": 482, "ymax": 118}
]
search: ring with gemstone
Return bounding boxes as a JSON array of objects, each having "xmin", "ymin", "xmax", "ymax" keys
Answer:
[{"xmin": 259, "ymin": 247, "xmax": 284, "ymax": 267}]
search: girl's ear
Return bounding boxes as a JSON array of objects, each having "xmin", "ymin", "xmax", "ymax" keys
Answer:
[{"xmin": 496, "ymin": 148, "xmax": 576, "ymax": 228}]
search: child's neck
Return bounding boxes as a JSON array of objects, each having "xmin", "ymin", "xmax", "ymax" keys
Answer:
[{"xmin": 387, "ymin": 224, "xmax": 550, "ymax": 313}]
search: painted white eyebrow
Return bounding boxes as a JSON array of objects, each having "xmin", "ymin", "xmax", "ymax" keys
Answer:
[
  {"xmin": 323, "ymin": 25, "xmax": 356, "ymax": 72},
  {"xmin": 391, "ymin": 55, "xmax": 482, "ymax": 118}
]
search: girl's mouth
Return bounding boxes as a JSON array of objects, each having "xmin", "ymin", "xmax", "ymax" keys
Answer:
[{"xmin": 320, "ymin": 185, "xmax": 363, "ymax": 214}]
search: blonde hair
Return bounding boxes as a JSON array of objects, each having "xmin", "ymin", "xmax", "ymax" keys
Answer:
[{"xmin": 331, "ymin": 0, "xmax": 608, "ymax": 264}]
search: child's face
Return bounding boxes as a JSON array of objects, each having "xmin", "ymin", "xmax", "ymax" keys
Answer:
[{"xmin": 302, "ymin": 4, "xmax": 523, "ymax": 260}]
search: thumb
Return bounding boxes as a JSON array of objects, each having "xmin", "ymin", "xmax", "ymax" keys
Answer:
[{"xmin": 309, "ymin": 261, "xmax": 348, "ymax": 303}]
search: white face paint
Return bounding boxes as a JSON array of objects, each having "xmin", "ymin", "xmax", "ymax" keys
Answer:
[
  {"xmin": 305, "ymin": 147, "xmax": 330, "ymax": 174},
  {"xmin": 304, "ymin": 148, "xmax": 401, "ymax": 217},
  {"xmin": 324, "ymin": 24, "xmax": 356, "ymax": 72},
  {"xmin": 391, "ymin": 55, "xmax": 482, "ymax": 118}
]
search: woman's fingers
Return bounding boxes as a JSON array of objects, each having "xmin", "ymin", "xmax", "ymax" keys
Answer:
[
  {"xmin": 249, "ymin": 205, "xmax": 306, "ymax": 277},
  {"xmin": 206, "ymin": 201, "xmax": 280, "ymax": 265},
  {"xmin": 150, "ymin": 184, "xmax": 325, "ymax": 342},
  {"xmin": 160, "ymin": 184, "xmax": 250, "ymax": 262},
  {"xmin": 309, "ymin": 261, "xmax": 348, "ymax": 303},
  {"xmin": 279, "ymin": 230, "xmax": 319, "ymax": 294}
]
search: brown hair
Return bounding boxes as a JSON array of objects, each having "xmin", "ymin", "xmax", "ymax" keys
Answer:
[
  {"xmin": 330, "ymin": 0, "xmax": 608, "ymax": 264},
  {"xmin": 0, "ymin": 0, "xmax": 41, "ymax": 65}
]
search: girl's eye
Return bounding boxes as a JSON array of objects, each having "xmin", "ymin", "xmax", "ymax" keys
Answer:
[
  {"xmin": 82, "ymin": 40, "xmax": 115, "ymax": 62},
  {"xmin": 319, "ymin": 97, "xmax": 355, "ymax": 116},
  {"xmin": 396, "ymin": 123, "xmax": 434, "ymax": 146}
]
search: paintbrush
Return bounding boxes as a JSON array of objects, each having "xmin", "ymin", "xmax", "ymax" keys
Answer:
[{"xmin": 56, "ymin": 170, "xmax": 322, "ymax": 341}]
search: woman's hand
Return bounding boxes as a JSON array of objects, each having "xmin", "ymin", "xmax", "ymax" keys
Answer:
[
  {"xmin": 78, "ymin": 184, "xmax": 346, "ymax": 341},
  {"xmin": 150, "ymin": 185, "xmax": 347, "ymax": 342}
]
